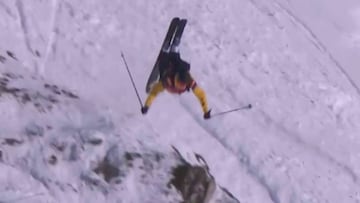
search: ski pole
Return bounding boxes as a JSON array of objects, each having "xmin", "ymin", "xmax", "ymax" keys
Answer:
[
  {"xmin": 121, "ymin": 52, "xmax": 144, "ymax": 108},
  {"xmin": 212, "ymin": 104, "xmax": 252, "ymax": 117}
]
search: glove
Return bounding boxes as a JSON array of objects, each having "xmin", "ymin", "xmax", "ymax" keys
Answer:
[
  {"xmin": 204, "ymin": 110, "xmax": 211, "ymax": 120},
  {"xmin": 141, "ymin": 106, "xmax": 149, "ymax": 115}
]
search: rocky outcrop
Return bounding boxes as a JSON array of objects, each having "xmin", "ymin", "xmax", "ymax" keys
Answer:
[
  {"xmin": 170, "ymin": 164, "xmax": 216, "ymax": 203},
  {"xmin": 169, "ymin": 147, "xmax": 216, "ymax": 203}
]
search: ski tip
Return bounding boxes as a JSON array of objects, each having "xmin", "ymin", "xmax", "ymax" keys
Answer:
[{"xmin": 172, "ymin": 17, "xmax": 187, "ymax": 22}]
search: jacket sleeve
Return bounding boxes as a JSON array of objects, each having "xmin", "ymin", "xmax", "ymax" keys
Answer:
[
  {"xmin": 144, "ymin": 82, "xmax": 164, "ymax": 108},
  {"xmin": 192, "ymin": 84, "xmax": 209, "ymax": 114}
]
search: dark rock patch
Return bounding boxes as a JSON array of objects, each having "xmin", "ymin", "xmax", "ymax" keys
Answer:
[
  {"xmin": 94, "ymin": 156, "xmax": 120, "ymax": 183},
  {"xmin": 48, "ymin": 155, "xmax": 57, "ymax": 165},
  {"xmin": 170, "ymin": 164, "xmax": 215, "ymax": 203},
  {"xmin": 6, "ymin": 51, "xmax": 17, "ymax": 60},
  {"xmin": 3, "ymin": 138, "xmax": 23, "ymax": 146},
  {"xmin": 0, "ymin": 55, "xmax": 6, "ymax": 63}
]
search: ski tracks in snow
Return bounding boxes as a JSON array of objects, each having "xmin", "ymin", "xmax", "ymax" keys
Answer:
[
  {"xmin": 14, "ymin": 0, "xmax": 60, "ymax": 76},
  {"xmin": 39, "ymin": 0, "xmax": 60, "ymax": 76},
  {"xmin": 259, "ymin": 109, "xmax": 360, "ymax": 183},
  {"xmin": 274, "ymin": 0, "xmax": 360, "ymax": 97},
  {"xmin": 15, "ymin": 0, "xmax": 34, "ymax": 56},
  {"xmin": 249, "ymin": 0, "xmax": 360, "ymax": 98},
  {"xmin": 181, "ymin": 87, "xmax": 360, "ymax": 203},
  {"xmin": 176, "ymin": 0, "xmax": 360, "ymax": 201},
  {"xmin": 225, "ymin": 80, "xmax": 360, "ymax": 187},
  {"xmin": 247, "ymin": 0, "xmax": 360, "ymax": 185},
  {"xmin": 179, "ymin": 99, "xmax": 279, "ymax": 203},
  {"xmin": 0, "ymin": 1, "xmax": 16, "ymax": 19}
]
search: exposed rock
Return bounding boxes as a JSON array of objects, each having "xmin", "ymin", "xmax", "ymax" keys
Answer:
[
  {"xmin": 124, "ymin": 152, "xmax": 141, "ymax": 161},
  {"xmin": 24, "ymin": 124, "xmax": 44, "ymax": 137},
  {"xmin": 87, "ymin": 138, "xmax": 103, "ymax": 145},
  {"xmin": 3, "ymin": 138, "xmax": 23, "ymax": 146},
  {"xmin": 0, "ymin": 55, "xmax": 5, "ymax": 63},
  {"xmin": 94, "ymin": 156, "xmax": 120, "ymax": 183},
  {"xmin": 6, "ymin": 51, "xmax": 17, "ymax": 60},
  {"xmin": 48, "ymin": 155, "xmax": 58, "ymax": 165},
  {"xmin": 170, "ymin": 164, "xmax": 216, "ymax": 203},
  {"xmin": 0, "ymin": 69, "xmax": 78, "ymax": 113}
]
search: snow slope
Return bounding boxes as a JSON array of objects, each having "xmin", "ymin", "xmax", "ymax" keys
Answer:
[
  {"xmin": 0, "ymin": 54, "xmax": 206, "ymax": 203},
  {"xmin": 1, "ymin": 0, "xmax": 360, "ymax": 203}
]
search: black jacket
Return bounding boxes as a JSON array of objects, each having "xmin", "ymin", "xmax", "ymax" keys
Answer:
[{"xmin": 158, "ymin": 52, "xmax": 190, "ymax": 81}]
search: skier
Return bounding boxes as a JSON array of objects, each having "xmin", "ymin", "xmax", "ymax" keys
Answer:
[{"xmin": 141, "ymin": 51, "xmax": 211, "ymax": 119}]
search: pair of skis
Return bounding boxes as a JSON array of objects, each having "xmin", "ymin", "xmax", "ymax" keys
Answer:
[{"xmin": 145, "ymin": 17, "xmax": 187, "ymax": 93}]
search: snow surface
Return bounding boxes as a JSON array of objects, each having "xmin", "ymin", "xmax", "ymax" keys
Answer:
[{"xmin": 1, "ymin": 0, "xmax": 360, "ymax": 203}]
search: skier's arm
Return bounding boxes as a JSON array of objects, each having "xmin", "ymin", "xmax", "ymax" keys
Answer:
[
  {"xmin": 144, "ymin": 81, "xmax": 165, "ymax": 108},
  {"xmin": 184, "ymin": 73, "xmax": 209, "ymax": 115},
  {"xmin": 191, "ymin": 83, "xmax": 209, "ymax": 114}
]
